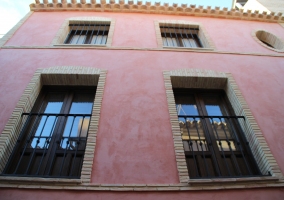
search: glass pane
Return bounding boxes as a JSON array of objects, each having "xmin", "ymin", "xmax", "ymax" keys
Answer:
[
  {"xmin": 31, "ymin": 93, "xmax": 64, "ymax": 149},
  {"xmin": 61, "ymin": 93, "xmax": 94, "ymax": 149},
  {"xmin": 91, "ymin": 35, "xmax": 107, "ymax": 45},
  {"xmin": 70, "ymin": 35, "xmax": 86, "ymax": 44},
  {"xmin": 176, "ymin": 95, "xmax": 206, "ymax": 151},
  {"xmin": 203, "ymin": 95, "xmax": 236, "ymax": 151},
  {"xmin": 182, "ymin": 38, "xmax": 198, "ymax": 48}
]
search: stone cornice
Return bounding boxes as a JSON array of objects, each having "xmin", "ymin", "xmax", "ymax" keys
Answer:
[{"xmin": 30, "ymin": 0, "xmax": 284, "ymax": 23}]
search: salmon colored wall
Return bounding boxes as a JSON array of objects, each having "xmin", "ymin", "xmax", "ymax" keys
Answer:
[
  {"xmin": 0, "ymin": 49, "xmax": 284, "ymax": 184},
  {"xmin": 0, "ymin": 188, "xmax": 284, "ymax": 200},
  {"xmin": 5, "ymin": 12, "xmax": 284, "ymax": 54},
  {"xmin": 1, "ymin": 11, "xmax": 284, "ymax": 198}
]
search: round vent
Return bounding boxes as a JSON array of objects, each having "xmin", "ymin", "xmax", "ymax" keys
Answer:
[{"xmin": 254, "ymin": 30, "xmax": 284, "ymax": 52}]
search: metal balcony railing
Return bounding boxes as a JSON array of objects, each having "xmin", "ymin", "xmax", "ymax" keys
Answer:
[
  {"xmin": 178, "ymin": 115, "xmax": 264, "ymax": 179},
  {"xmin": 2, "ymin": 113, "xmax": 91, "ymax": 178}
]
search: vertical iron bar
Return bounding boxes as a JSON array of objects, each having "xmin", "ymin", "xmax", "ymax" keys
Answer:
[
  {"xmin": 210, "ymin": 117, "xmax": 232, "ymax": 176},
  {"xmin": 193, "ymin": 28, "xmax": 203, "ymax": 47},
  {"xmin": 161, "ymin": 27, "xmax": 169, "ymax": 46},
  {"xmin": 46, "ymin": 115, "xmax": 68, "ymax": 176},
  {"xmin": 93, "ymin": 24, "xmax": 101, "ymax": 44},
  {"xmin": 184, "ymin": 117, "xmax": 200, "ymax": 178},
  {"xmin": 75, "ymin": 23, "xmax": 85, "ymax": 44},
  {"xmin": 70, "ymin": 22, "xmax": 81, "ymax": 44},
  {"xmin": 82, "ymin": 23, "xmax": 91, "ymax": 44},
  {"xmin": 69, "ymin": 116, "xmax": 85, "ymax": 177},
  {"xmin": 13, "ymin": 114, "xmax": 42, "ymax": 174},
  {"xmin": 100, "ymin": 24, "xmax": 107, "ymax": 45},
  {"xmin": 219, "ymin": 117, "xmax": 242, "ymax": 176},
  {"xmin": 193, "ymin": 117, "xmax": 210, "ymax": 177},
  {"xmin": 173, "ymin": 24, "xmax": 181, "ymax": 47},
  {"xmin": 24, "ymin": 115, "xmax": 50, "ymax": 175},
  {"xmin": 188, "ymin": 28, "xmax": 196, "ymax": 47},
  {"xmin": 58, "ymin": 115, "xmax": 77, "ymax": 176},
  {"xmin": 167, "ymin": 23, "xmax": 174, "ymax": 46},
  {"xmin": 228, "ymin": 117, "xmax": 253, "ymax": 175},
  {"xmin": 35, "ymin": 115, "xmax": 58, "ymax": 175},
  {"xmin": 183, "ymin": 26, "xmax": 192, "ymax": 47},
  {"xmin": 178, "ymin": 25, "xmax": 185, "ymax": 47},
  {"xmin": 88, "ymin": 24, "xmax": 96, "ymax": 44},
  {"xmin": 199, "ymin": 116, "xmax": 221, "ymax": 177},
  {"xmin": 2, "ymin": 114, "xmax": 32, "ymax": 174}
]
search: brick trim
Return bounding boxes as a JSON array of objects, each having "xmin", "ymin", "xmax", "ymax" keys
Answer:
[
  {"xmin": 29, "ymin": 1, "xmax": 284, "ymax": 23},
  {"xmin": 0, "ymin": 12, "xmax": 33, "ymax": 48},
  {"xmin": 0, "ymin": 66, "xmax": 107, "ymax": 183},
  {"xmin": 252, "ymin": 29, "xmax": 284, "ymax": 52},
  {"xmin": 154, "ymin": 20, "xmax": 215, "ymax": 50},
  {"xmin": 163, "ymin": 68, "xmax": 283, "ymax": 184},
  {"xmin": 51, "ymin": 17, "xmax": 115, "ymax": 47},
  {"xmin": 0, "ymin": 68, "xmax": 283, "ymax": 190}
]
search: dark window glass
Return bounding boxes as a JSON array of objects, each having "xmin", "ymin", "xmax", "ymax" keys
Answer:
[
  {"xmin": 2, "ymin": 86, "xmax": 96, "ymax": 178},
  {"xmin": 174, "ymin": 89, "xmax": 262, "ymax": 179}
]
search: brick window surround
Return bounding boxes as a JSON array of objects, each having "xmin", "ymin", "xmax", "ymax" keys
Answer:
[
  {"xmin": 252, "ymin": 29, "xmax": 284, "ymax": 53},
  {"xmin": 51, "ymin": 17, "xmax": 115, "ymax": 47},
  {"xmin": 155, "ymin": 20, "xmax": 215, "ymax": 50},
  {"xmin": 163, "ymin": 69, "xmax": 283, "ymax": 183},
  {"xmin": 0, "ymin": 66, "xmax": 107, "ymax": 183}
]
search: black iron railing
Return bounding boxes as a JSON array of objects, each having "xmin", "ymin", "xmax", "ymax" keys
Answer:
[
  {"xmin": 2, "ymin": 113, "xmax": 91, "ymax": 178},
  {"xmin": 64, "ymin": 23, "xmax": 110, "ymax": 45},
  {"xmin": 160, "ymin": 26, "xmax": 203, "ymax": 48},
  {"xmin": 178, "ymin": 115, "xmax": 264, "ymax": 179}
]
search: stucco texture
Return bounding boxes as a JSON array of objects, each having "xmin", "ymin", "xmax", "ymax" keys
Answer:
[{"xmin": 0, "ymin": 11, "xmax": 284, "ymax": 198}]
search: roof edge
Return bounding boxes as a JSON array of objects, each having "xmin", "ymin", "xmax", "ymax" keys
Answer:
[{"xmin": 30, "ymin": 0, "xmax": 284, "ymax": 23}]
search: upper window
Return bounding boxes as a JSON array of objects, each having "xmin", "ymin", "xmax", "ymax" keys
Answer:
[
  {"xmin": 155, "ymin": 20, "xmax": 215, "ymax": 50},
  {"xmin": 253, "ymin": 30, "xmax": 284, "ymax": 53},
  {"xmin": 64, "ymin": 22, "xmax": 110, "ymax": 45},
  {"xmin": 174, "ymin": 89, "xmax": 262, "ymax": 178},
  {"xmin": 2, "ymin": 86, "xmax": 96, "ymax": 178},
  {"xmin": 51, "ymin": 17, "xmax": 115, "ymax": 47},
  {"xmin": 160, "ymin": 25, "xmax": 203, "ymax": 48}
]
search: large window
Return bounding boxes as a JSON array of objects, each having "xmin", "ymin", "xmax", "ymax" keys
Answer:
[
  {"xmin": 2, "ymin": 86, "xmax": 96, "ymax": 178},
  {"xmin": 174, "ymin": 89, "xmax": 262, "ymax": 178}
]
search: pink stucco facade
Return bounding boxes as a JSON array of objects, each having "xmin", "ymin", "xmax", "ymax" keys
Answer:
[{"xmin": 0, "ymin": 9, "xmax": 284, "ymax": 199}]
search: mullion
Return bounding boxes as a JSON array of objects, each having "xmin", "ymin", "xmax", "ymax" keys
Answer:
[
  {"xmin": 42, "ymin": 91, "xmax": 71, "ymax": 176},
  {"xmin": 196, "ymin": 93, "xmax": 229, "ymax": 176}
]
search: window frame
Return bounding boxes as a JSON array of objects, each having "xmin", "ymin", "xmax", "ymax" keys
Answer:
[
  {"xmin": 174, "ymin": 88, "xmax": 262, "ymax": 179},
  {"xmin": 0, "ymin": 66, "xmax": 107, "ymax": 183},
  {"xmin": 163, "ymin": 69, "xmax": 282, "ymax": 184},
  {"xmin": 2, "ymin": 86, "xmax": 97, "ymax": 178},
  {"xmin": 51, "ymin": 17, "xmax": 115, "ymax": 47},
  {"xmin": 155, "ymin": 20, "xmax": 215, "ymax": 50}
]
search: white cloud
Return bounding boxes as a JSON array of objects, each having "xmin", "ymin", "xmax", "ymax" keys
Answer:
[{"xmin": 0, "ymin": 0, "xmax": 32, "ymax": 38}]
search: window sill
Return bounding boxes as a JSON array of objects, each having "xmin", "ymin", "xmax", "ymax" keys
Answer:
[
  {"xmin": 53, "ymin": 44, "xmax": 107, "ymax": 48},
  {"xmin": 187, "ymin": 176, "xmax": 280, "ymax": 185},
  {"xmin": 0, "ymin": 176, "xmax": 82, "ymax": 184},
  {"xmin": 163, "ymin": 46, "xmax": 214, "ymax": 51}
]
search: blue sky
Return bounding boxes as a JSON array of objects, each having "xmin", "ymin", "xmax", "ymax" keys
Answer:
[{"xmin": 0, "ymin": 0, "xmax": 232, "ymax": 38}]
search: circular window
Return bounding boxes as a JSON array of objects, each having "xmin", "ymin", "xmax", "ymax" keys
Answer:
[{"xmin": 254, "ymin": 30, "xmax": 284, "ymax": 52}]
